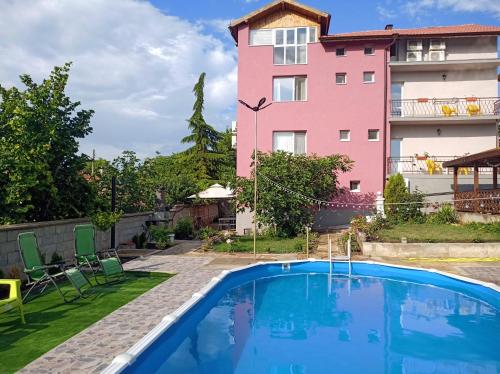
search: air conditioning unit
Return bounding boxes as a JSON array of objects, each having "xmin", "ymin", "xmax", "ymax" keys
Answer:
[
  {"xmin": 429, "ymin": 39, "xmax": 446, "ymax": 50},
  {"xmin": 407, "ymin": 40, "xmax": 422, "ymax": 51},
  {"xmin": 406, "ymin": 51, "xmax": 422, "ymax": 62},
  {"xmin": 429, "ymin": 50, "xmax": 445, "ymax": 61}
]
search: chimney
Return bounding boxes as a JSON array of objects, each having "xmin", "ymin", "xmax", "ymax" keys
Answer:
[{"xmin": 385, "ymin": 24, "xmax": 394, "ymax": 30}]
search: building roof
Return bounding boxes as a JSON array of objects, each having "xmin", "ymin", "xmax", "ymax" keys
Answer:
[
  {"xmin": 188, "ymin": 184, "xmax": 234, "ymax": 200},
  {"xmin": 321, "ymin": 24, "xmax": 500, "ymax": 42},
  {"xmin": 442, "ymin": 148, "xmax": 500, "ymax": 168},
  {"xmin": 228, "ymin": 0, "xmax": 330, "ymax": 43}
]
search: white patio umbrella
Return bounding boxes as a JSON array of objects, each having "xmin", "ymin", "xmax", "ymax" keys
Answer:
[{"xmin": 188, "ymin": 184, "xmax": 234, "ymax": 199}]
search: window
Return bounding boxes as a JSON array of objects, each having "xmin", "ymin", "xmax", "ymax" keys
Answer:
[
  {"xmin": 350, "ymin": 181, "xmax": 361, "ymax": 192},
  {"xmin": 273, "ymin": 132, "xmax": 306, "ymax": 155},
  {"xmin": 364, "ymin": 47, "xmax": 374, "ymax": 55},
  {"xmin": 336, "ymin": 73, "xmax": 347, "ymax": 85},
  {"xmin": 339, "ymin": 130, "xmax": 350, "ymax": 141},
  {"xmin": 273, "ymin": 27, "xmax": 314, "ymax": 65},
  {"xmin": 273, "ymin": 77, "xmax": 307, "ymax": 102},
  {"xmin": 368, "ymin": 129, "xmax": 379, "ymax": 141},
  {"xmin": 336, "ymin": 48, "xmax": 346, "ymax": 56},
  {"xmin": 249, "ymin": 29, "xmax": 273, "ymax": 45},
  {"xmin": 363, "ymin": 72, "xmax": 375, "ymax": 83}
]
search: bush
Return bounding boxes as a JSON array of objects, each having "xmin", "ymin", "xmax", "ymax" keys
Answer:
[
  {"xmin": 384, "ymin": 174, "xmax": 424, "ymax": 223},
  {"xmin": 350, "ymin": 215, "xmax": 389, "ymax": 241},
  {"xmin": 174, "ymin": 218, "xmax": 194, "ymax": 239},
  {"xmin": 427, "ymin": 203, "xmax": 458, "ymax": 224},
  {"xmin": 465, "ymin": 222, "xmax": 500, "ymax": 234},
  {"xmin": 337, "ymin": 231, "xmax": 361, "ymax": 252},
  {"xmin": 132, "ymin": 232, "xmax": 147, "ymax": 249},
  {"xmin": 150, "ymin": 226, "xmax": 173, "ymax": 249},
  {"xmin": 91, "ymin": 211, "xmax": 123, "ymax": 232},
  {"xmin": 198, "ymin": 226, "xmax": 219, "ymax": 240}
]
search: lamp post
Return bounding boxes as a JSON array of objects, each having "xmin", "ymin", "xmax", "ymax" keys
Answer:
[{"xmin": 238, "ymin": 97, "xmax": 272, "ymax": 258}]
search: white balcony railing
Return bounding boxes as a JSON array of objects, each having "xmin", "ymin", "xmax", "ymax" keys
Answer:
[{"xmin": 390, "ymin": 97, "xmax": 500, "ymax": 118}]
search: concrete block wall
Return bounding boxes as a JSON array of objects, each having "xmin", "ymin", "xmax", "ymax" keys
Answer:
[{"xmin": 0, "ymin": 212, "xmax": 151, "ymax": 277}]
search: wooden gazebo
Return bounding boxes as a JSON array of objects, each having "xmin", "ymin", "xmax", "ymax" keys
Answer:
[{"xmin": 443, "ymin": 148, "xmax": 500, "ymax": 214}]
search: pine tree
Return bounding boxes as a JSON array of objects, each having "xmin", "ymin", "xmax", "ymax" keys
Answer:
[{"xmin": 181, "ymin": 73, "xmax": 221, "ymax": 182}]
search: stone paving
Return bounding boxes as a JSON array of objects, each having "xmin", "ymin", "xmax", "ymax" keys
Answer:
[
  {"xmin": 17, "ymin": 245, "xmax": 500, "ymax": 373},
  {"xmin": 19, "ymin": 254, "xmax": 218, "ymax": 374}
]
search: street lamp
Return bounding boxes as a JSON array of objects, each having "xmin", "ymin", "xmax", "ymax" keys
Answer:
[{"xmin": 238, "ymin": 97, "xmax": 272, "ymax": 258}]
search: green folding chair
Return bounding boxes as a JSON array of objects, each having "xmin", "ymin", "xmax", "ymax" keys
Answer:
[
  {"xmin": 18, "ymin": 232, "xmax": 92, "ymax": 303},
  {"xmin": 74, "ymin": 224, "xmax": 125, "ymax": 284}
]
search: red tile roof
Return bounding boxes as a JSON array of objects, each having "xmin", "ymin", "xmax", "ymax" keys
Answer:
[{"xmin": 321, "ymin": 24, "xmax": 500, "ymax": 41}]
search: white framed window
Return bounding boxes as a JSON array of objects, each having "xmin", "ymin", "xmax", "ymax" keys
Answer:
[
  {"xmin": 336, "ymin": 48, "xmax": 346, "ymax": 57},
  {"xmin": 368, "ymin": 129, "xmax": 380, "ymax": 141},
  {"xmin": 350, "ymin": 181, "xmax": 361, "ymax": 192},
  {"xmin": 336, "ymin": 73, "xmax": 347, "ymax": 85},
  {"xmin": 339, "ymin": 130, "xmax": 350, "ymax": 141},
  {"xmin": 273, "ymin": 131, "xmax": 306, "ymax": 155},
  {"xmin": 273, "ymin": 76, "xmax": 307, "ymax": 102},
  {"xmin": 429, "ymin": 39, "xmax": 446, "ymax": 50},
  {"xmin": 407, "ymin": 40, "xmax": 422, "ymax": 51},
  {"xmin": 273, "ymin": 27, "xmax": 314, "ymax": 65},
  {"xmin": 249, "ymin": 29, "xmax": 273, "ymax": 46},
  {"xmin": 363, "ymin": 72, "xmax": 375, "ymax": 83},
  {"xmin": 364, "ymin": 46, "xmax": 374, "ymax": 55}
]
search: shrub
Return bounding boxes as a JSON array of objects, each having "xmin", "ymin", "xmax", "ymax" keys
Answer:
[
  {"xmin": 350, "ymin": 214, "xmax": 389, "ymax": 241},
  {"xmin": 293, "ymin": 241, "xmax": 303, "ymax": 252},
  {"xmin": 426, "ymin": 203, "xmax": 458, "ymax": 224},
  {"xmin": 91, "ymin": 211, "xmax": 123, "ymax": 232},
  {"xmin": 465, "ymin": 222, "xmax": 500, "ymax": 234},
  {"xmin": 174, "ymin": 218, "xmax": 194, "ymax": 239},
  {"xmin": 132, "ymin": 232, "xmax": 147, "ymax": 249},
  {"xmin": 198, "ymin": 226, "xmax": 219, "ymax": 240},
  {"xmin": 150, "ymin": 226, "xmax": 174, "ymax": 249},
  {"xmin": 384, "ymin": 174, "xmax": 424, "ymax": 223}
]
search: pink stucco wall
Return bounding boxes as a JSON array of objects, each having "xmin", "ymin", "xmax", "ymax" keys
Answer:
[{"xmin": 236, "ymin": 24, "xmax": 389, "ymax": 197}]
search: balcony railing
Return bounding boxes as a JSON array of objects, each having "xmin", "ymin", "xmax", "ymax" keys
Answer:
[
  {"xmin": 390, "ymin": 97, "xmax": 500, "ymax": 118},
  {"xmin": 388, "ymin": 156, "xmax": 491, "ymax": 175}
]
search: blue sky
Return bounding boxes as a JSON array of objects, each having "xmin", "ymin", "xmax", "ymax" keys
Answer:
[{"xmin": 0, "ymin": 0, "xmax": 498, "ymax": 160}]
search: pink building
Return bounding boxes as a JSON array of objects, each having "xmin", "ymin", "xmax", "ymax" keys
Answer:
[{"xmin": 229, "ymin": 0, "xmax": 500, "ymax": 231}]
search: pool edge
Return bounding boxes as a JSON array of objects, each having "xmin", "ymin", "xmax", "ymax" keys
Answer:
[{"xmin": 101, "ymin": 259, "xmax": 499, "ymax": 374}]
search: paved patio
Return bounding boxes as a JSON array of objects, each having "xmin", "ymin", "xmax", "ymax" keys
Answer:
[{"xmin": 17, "ymin": 244, "xmax": 500, "ymax": 373}]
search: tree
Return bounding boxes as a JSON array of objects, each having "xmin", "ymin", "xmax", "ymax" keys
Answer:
[
  {"xmin": 0, "ymin": 63, "xmax": 94, "ymax": 223},
  {"xmin": 214, "ymin": 128, "xmax": 236, "ymax": 185},
  {"xmin": 236, "ymin": 151, "xmax": 352, "ymax": 237},
  {"xmin": 384, "ymin": 173, "xmax": 424, "ymax": 223},
  {"xmin": 181, "ymin": 72, "xmax": 221, "ymax": 183}
]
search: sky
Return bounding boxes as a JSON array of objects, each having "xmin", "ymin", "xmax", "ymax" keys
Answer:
[{"xmin": 0, "ymin": 0, "xmax": 499, "ymax": 160}]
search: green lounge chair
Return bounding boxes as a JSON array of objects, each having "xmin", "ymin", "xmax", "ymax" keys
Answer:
[
  {"xmin": 18, "ymin": 232, "xmax": 92, "ymax": 303},
  {"xmin": 74, "ymin": 224, "xmax": 125, "ymax": 284}
]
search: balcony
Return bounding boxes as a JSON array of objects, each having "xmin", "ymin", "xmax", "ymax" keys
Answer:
[
  {"xmin": 387, "ymin": 156, "xmax": 491, "ymax": 175},
  {"xmin": 390, "ymin": 97, "xmax": 500, "ymax": 124},
  {"xmin": 389, "ymin": 58, "xmax": 500, "ymax": 72}
]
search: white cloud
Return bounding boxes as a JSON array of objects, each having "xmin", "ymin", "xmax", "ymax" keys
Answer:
[
  {"xmin": 376, "ymin": 5, "xmax": 397, "ymax": 19},
  {"xmin": 0, "ymin": 0, "xmax": 237, "ymax": 160},
  {"xmin": 402, "ymin": 0, "xmax": 500, "ymax": 19}
]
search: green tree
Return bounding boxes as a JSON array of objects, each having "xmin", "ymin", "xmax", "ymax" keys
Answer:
[
  {"xmin": 384, "ymin": 173, "xmax": 424, "ymax": 223},
  {"xmin": 181, "ymin": 72, "xmax": 221, "ymax": 183},
  {"xmin": 214, "ymin": 128, "xmax": 236, "ymax": 185},
  {"xmin": 0, "ymin": 63, "xmax": 94, "ymax": 223},
  {"xmin": 236, "ymin": 152, "xmax": 352, "ymax": 237}
]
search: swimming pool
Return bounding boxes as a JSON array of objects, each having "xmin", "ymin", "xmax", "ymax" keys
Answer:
[{"xmin": 104, "ymin": 261, "xmax": 500, "ymax": 373}]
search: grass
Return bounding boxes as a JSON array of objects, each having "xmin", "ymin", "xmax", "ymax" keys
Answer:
[
  {"xmin": 0, "ymin": 271, "xmax": 172, "ymax": 373},
  {"xmin": 213, "ymin": 235, "xmax": 306, "ymax": 253},
  {"xmin": 376, "ymin": 223, "xmax": 500, "ymax": 243}
]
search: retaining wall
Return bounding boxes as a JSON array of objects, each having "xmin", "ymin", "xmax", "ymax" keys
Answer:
[
  {"xmin": 362, "ymin": 242, "xmax": 500, "ymax": 258},
  {"xmin": 0, "ymin": 212, "xmax": 151, "ymax": 277}
]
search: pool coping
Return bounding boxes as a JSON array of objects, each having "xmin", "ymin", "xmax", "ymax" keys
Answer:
[{"xmin": 101, "ymin": 259, "xmax": 500, "ymax": 374}]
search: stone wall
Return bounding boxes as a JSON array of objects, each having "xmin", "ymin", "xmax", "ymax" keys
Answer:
[
  {"xmin": 0, "ymin": 212, "xmax": 151, "ymax": 277},
  {"xmin": 362, "ymin": 242, "xmax": 500, "ymax": 258}
]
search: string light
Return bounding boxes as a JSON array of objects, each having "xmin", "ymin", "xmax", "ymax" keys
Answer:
[{"xmin": 257, "ymin": 172, "xmax": 500, "ymax": 209}]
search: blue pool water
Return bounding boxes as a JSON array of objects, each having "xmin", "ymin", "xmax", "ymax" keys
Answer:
[{"xmin": 124, "ymin": 262, "xmax": 500, "ymax": 373}]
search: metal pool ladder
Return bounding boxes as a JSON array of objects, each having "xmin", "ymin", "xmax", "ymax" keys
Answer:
[{"xmin": 328, "ymin": 233, "xmax": 352, "ymax": 277}]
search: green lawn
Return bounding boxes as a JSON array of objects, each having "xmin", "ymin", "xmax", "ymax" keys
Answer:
[
  {"xmin": 0, "ymin": 271, "xmax": 172, "ymax": 373},
  {"xmin": 213, "ymin": 235, "xmax": 306, "ymax": 253},
  {"xmin": 376, "ymin": 223, "xmax": 500, "ymax": 243}
]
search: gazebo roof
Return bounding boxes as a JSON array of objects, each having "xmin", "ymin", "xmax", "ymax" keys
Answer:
[
  {"xmin": 188, "ymin": 184, "xmax": 234, "ymax": 200},
  {"xmin": 442, "ymin": 148, "xmax": 500, "ymax": 168}
]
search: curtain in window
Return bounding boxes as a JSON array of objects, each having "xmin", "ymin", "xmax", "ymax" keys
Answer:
[
  {"xmin": 273, "ymin": 132, "xmax": 294, "ymax": 153},
  {"xmin": 250, "ymin": 29, "xmax": 273, "ymax": 45},
  {"xmin": 294, "ymin": 133, "xmax": 306, "ymax": 155},
  {"xmin": 295, "ymin": 77, "xmax": 306, "ymax": 101}
]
